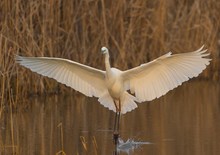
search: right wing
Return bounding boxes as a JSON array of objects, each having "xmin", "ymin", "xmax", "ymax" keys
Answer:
[
  {"xmin": 16, "ymin": 56, "xmax": 106, "ymax": 97},
  {"xmin": 122, "ymin": 46, "xmax": 211, "ymax": 102}
]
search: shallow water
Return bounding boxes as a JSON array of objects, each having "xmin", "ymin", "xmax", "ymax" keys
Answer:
[{"xmin": 0, "ymin": 81, "xmax": 220, "ymax": 155}]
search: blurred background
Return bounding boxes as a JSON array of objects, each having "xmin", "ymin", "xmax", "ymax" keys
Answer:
[{"xmin": 0, "ymin": 0, "xmax": 219, "ymax": 154}]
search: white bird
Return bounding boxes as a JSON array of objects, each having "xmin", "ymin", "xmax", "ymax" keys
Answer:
[
  {"xmin": 16, "ymin": 46, "xmax": 211, "ymax": 141},
  {"xmin": 16, "ymin": 46, "xmax": 211, "ymax": 114}
]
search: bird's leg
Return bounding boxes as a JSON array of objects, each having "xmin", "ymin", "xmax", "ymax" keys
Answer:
[
  {"xmin": 113, "ymin": 100, "xmax": 120, "ymax": 133},
  {"xmin": 113, "ymin": 100, "xmax": 121, "ymax": 145},
  {"xmin": 113, "ymin": 112, "xmax": 120, "ymax": 145},
  {"xmin": 113, "ymin": 101, "xmax": 119, "ymax": 133},
  {"xmin": 116, "ymin": 111, "xmax": 120, "ymax": 140},
  {"xmin": 113, "ymin": 111, "xmax": 118, "ymax": 132},
  {"xmin": 119, "ymin": 99, "xmax": 121, "ymax": 112},
  {"xmin": 113, "ymin": 100, "xmax": 118, "ymax": 133},
  {"xmin": 117, "ymin": 100, "xmax": 121, "ymax": 132}
]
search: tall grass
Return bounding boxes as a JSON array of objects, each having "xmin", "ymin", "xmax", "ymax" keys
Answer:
[{"xmin": 0, "ymin": 0, "xmax": 219, "ymax": 106}]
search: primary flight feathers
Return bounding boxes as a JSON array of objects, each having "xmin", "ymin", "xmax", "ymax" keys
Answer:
[{"xmin": 16, "ymin": 46, "xmax": 211, "ymax": 114}]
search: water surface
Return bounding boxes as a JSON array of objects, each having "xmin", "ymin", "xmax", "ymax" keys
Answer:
[{"xmin": 1, "ymin": 81, "xmax": 219, "ymax": 155}]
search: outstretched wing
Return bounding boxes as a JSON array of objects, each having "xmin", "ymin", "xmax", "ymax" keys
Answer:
[
  {"xmin": 16, "ymin": 56, "xmax": 106, "ymax": 97},
  {"xmin": 122, "ymin": 46, "xmax": 211, "ymax": 102}
]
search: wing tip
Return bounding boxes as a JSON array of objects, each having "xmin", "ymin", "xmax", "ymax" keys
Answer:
[
  {"xmin": 196, "ymin": 44, "xmax": 207, "ymax": 53},
  {"xmin": 193, "ymin": 45, "xmax": 212, "ymax": 60}
]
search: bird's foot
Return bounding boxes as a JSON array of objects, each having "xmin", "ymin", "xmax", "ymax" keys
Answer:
[{"xmin": 113, "ymin": 132, "xmax": 120, "ymax": 145}]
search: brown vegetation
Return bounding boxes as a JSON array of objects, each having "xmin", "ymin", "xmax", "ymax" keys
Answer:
[{"xmin": 0, "ymin": 0, "xmax": 219, "ymax": 105}]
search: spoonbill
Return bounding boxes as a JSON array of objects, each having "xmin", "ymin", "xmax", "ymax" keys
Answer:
[{"xmin": 16, "ymin": 45, "xmax": 211, "ymax": 142}]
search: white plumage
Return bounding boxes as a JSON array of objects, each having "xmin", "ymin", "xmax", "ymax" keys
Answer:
[{"xmin": 16, "ymin": 45, "xmax": 211, "ymax": 114}]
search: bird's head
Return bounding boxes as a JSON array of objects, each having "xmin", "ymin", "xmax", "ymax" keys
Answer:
[{"xmin": 101, "ymin": 47, "xmax": 109, "ymax": 54}]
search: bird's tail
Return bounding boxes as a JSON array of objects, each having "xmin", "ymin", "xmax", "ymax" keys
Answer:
[
  {"xmin": 120, "ymin": 92, "xmax": 138, "ymax": 114},
  {"xmin": 98, "ymin": 92, "xmax": 137, "ymax": 114},
  {"xmin": 98, "ymin": 92, "xmax": 116, "ymax": 112}
]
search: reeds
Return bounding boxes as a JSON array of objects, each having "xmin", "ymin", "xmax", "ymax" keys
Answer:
[
  {"xmin": 80, "ymin": 136, "xmax": 98, "ymax": 155},
  {"xmin": 0, "ymin": 0, "xmax": 219, "ymax": 105},
  {"xmin": 56, "ymin": 122, "xmax": 66, "ymax": 155},
  {"xmin": 0, "ymin": 89, "xmax": 18, "ymax": 155}
]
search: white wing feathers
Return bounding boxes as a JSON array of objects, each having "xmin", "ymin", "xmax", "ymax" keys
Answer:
[
  {"xmin": 15, "ymin": 56, "xmax": 106, "ymax": 97},
  {"xmin": 122, "ymin": 46, "xmax": 211, "ymax": 102}
]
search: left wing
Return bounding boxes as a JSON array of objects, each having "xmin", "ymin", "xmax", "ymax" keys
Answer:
[{"xmin": 122, "ymin": 46, "xmax": 211, "ymax": 102}]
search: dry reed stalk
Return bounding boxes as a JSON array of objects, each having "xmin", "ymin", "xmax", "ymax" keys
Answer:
[
  {"xmin": 80, "ymin": 136, "xmax": 88, "ymax": 152},
  {"xmin": 92, "ymin": 136, "xmax": 98, "ymax": 155},
  {"xmin": 0, "ymin": 74, "xmax": 5, "ymax": 119},
  {"xmin": 9, "ymin": 89, "xmax": 15, "ymax": 154},
  {"xmin": 57, "ymin": 122, "xmax": 66, "ymax": 155}
]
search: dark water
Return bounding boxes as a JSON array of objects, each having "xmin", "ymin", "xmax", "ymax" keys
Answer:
[{"xmin": 1, "ymin": 81, "xmax": 220, "ymax": 155}]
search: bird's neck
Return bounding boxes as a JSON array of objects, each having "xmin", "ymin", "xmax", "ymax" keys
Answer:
[{"xmin": 105, "ymin": 53, "xmax": 111, "ymax": 75}]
